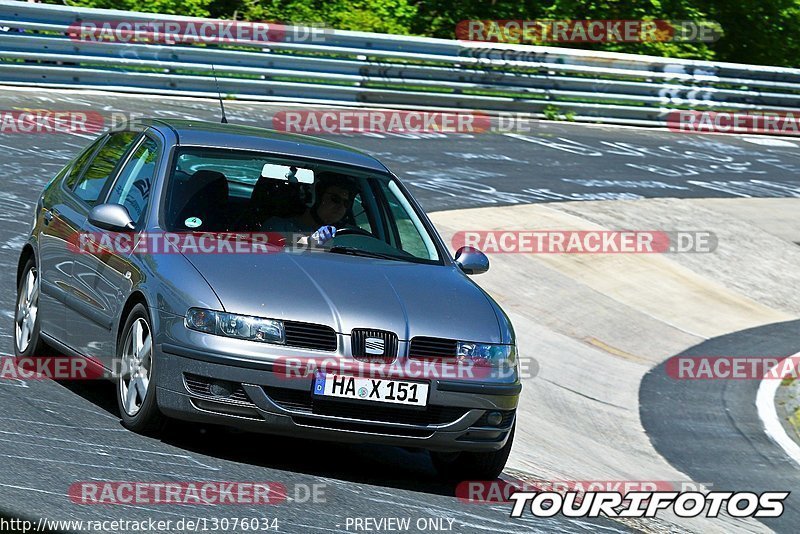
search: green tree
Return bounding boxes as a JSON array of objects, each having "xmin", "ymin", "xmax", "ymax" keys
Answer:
[
  {"xmin": 61, "ymin": 0, "xmax": 212, "ymax": 17},
  {"xmin": 412, "ymin": 0, "xmax": 714, "ymax": 60},
  {"xmin": 229, "ymin": 0, "xmax": 418, "ymax": 34},
  {"xmin": 695, "ymin": 0, "xmax": 800, "ymax": 66}
]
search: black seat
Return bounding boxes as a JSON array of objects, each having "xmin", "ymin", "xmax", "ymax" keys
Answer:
[
  {"xmin": 237, "ymin": 176, "xmax": 308, "ymax": 231},
  {"xmin": 175, "ymin": 170, "xmax": 229, "ymax": 231}
]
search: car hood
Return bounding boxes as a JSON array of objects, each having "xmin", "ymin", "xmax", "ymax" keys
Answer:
[{"xmin": 181, "ymin": 251, "xmax": 504, "ymax": 343}]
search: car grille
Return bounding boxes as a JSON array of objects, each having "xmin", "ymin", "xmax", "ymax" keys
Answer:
[
  {"xmin": 351, "ymin": 329, "xmax": 398, "ymax": 363},
  {"xmin": 283, "ymin": 320, "xmax": 337, "ymax": 351},
  {"xmin": 263, "ymin": 386, "xmax": 470, "ymax": 426},
  {"xmin": 192, "ymin": 399, "xmax": 261, "ymax": 419},
  {"xmin": 408, "ymin": 337, "xmax": 459, "ymax": 359},
  {"xmin": 263, "ymin": 386, "xmax": 313, "ymax": 412},
  {"xmin": 184, "ymin": 373, "xmax": 251, "ymax": 403},
  {"xmin": 292, "ymin": 417, "xmax": 434, "ymax": 437}
]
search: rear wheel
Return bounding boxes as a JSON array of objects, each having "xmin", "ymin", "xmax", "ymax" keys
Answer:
[
  {"xmin": 431, "ymin": 424, "xmax": 515, "ymax": 481},
  {"xmin": 14, "ymin": 257, "xmax": 47, "ymax": 358},
  {"xmin": 117, "ymin": 303, "xmax": 164, "ymax": 434}
]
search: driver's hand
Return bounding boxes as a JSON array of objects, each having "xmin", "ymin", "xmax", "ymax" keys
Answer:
[{"xmin": 311, "ymin": 225, "xmax": 336, "ymax": 245}]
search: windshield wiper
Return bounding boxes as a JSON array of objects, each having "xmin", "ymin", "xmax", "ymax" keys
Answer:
[{"xmin": 328, "ymin": 246, "xmax": 406, "ymax": 262}]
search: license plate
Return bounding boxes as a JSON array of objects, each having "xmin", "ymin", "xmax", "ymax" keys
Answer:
[{"xmin": 313, "ymin": 373, "xmax": 428, "ymax": 407}]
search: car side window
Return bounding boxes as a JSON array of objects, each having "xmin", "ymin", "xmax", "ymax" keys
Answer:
[
  {"xmin": 64, "ymin": 136, "xmax": 105, "ymax": 190},
  {"xmin": 72, "ymin": 131, "xmax": 138, "ymax": 205},
  {"xmin": 376, "ymin": 179, "xmax": 437, "ymax": 260},
  {"xmin": 107, "ymin": 137, "xmax": 159, "ymax": 228}
]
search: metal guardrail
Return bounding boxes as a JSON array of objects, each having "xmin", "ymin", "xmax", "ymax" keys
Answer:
[{"xmin": 0, "ymin": 0, "xmax": 798, "ymax": 126}]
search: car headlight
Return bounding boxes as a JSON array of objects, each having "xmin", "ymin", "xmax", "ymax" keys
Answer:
[
  {"xmin": 456, "ymin": 342, "xmax": 516, "ymax": 368},
  {"xmin": 186, "ymin": 308, "xmax": 285, "ymax": 344}
]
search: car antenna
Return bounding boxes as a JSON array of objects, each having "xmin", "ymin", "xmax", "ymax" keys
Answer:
[{"xmin": 211, "ymin": 64, "xmax": 228, "ymax": 124}]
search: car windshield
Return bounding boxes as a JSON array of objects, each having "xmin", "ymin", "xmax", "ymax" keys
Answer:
[{"xmin": 164, "ymin": 147, "xmax": 442, "ymax": 263}]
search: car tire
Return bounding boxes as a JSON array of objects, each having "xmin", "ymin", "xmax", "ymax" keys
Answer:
[
  {"xmin": 14, "ymin": 257, "xmax": 49, "ymax": 358},
  {"xmin": 116, "ymin": 303, "xmax": 165, "ymax": 435},
  {"xmin": 431, "ymin": 424, "xmax": 515, "ymax": 481}
]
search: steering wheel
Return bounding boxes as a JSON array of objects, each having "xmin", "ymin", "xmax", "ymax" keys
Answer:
[{"xmin": 333, "ymin": 227, "xmax": 375, "ymax": 238}]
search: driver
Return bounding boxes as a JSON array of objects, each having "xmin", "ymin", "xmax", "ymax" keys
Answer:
[{"xmin": 262, "ymin": 172, "xmax": 357, "ymax": 246}]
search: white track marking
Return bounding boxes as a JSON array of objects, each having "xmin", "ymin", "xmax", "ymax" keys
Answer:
[
  {"xmin": 742, "ymin": 137, "xmax": 798, "ymax": 148},
  {"xmin": 756, "ymin": 352, "xmax": 800, "ymax": 467}
]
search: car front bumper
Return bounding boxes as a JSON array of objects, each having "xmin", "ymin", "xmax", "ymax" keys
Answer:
[{"xmin": 154, "ymin": 320, "xmax": 519, "ymax": 453}]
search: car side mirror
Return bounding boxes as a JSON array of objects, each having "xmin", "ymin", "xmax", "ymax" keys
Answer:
[
  {"xmin": 88, "ymin": 203, "xmax": 135, "ymax": 232},
  {"xmin": 454, "ymin": 246, "xmax": 489, "ymax": 275}
]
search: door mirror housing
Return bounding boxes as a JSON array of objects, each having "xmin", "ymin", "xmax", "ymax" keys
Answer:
[
  {"xmin": 88, "ymin": 203, "xmax": 135, "ymax": 232},
  {"xmin": 454, "ymin": 246, "xmax": 489, "ymax": 275}
]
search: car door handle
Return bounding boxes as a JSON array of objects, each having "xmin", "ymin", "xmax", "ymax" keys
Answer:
[{"xmin": 43, "ymin": 209, "xmax": 54, "ymax": 225}]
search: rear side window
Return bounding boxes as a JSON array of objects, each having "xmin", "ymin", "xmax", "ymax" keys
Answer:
[
  {"xmin": 64, "ymin": 137, "xmax": 104, "ymax": 190},
  {"xmin": 71, "ymin": 131, "xmax": 138, "ymax": 205},
  {"xmin": 107, "ymin": 137, "xmax": 159, "ymax": 228}
]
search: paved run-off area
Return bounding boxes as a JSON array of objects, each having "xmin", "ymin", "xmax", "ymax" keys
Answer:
[{"xmin": 431, "ymin": 197, "xmax": 800, "ymax": 532}]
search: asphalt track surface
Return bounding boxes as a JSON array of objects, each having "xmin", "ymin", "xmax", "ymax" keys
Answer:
[
  {"xmin": 1, "ymin": 88, "xmax": 799, "ymax": 533},
  {"xmin": 641, "ymin": 320, "xmax": 800, "ymax": 533}
]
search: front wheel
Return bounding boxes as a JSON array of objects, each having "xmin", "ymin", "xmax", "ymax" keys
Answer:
[
  {"xmin": 431, "ymin": 424, "xmax": 515, "ymax": 481},
  {"xmin": 116, "ymin": 303, "xmax": 164, "ymax": 434},
  {"xmin": 14, "ymin": 257, "xmax": 48, "ymax": 358}
]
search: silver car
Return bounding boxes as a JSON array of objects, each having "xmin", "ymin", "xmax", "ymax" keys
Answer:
[{"xmin": 15, "ymin": 119, "xmax": 519, "ymax": 480}]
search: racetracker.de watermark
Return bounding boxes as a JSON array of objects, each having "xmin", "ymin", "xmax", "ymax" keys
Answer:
[
  {"xmin": 0, "ymin": 111, "xmax": 151, "ymax": 134},
  {"xmin": 273, "ymin": 110, "xmax": 491, "ymax": 135},
  {"xmin": 665, "ymin": 354, "xmax": 800, "ymax": 380},
  {"xmin": 0, "ymin": 356, "xmax": 107, "ymax": 380},
  {"xmin": 69, "ymin": 231, "xmax": 291, "ymax": 255},
  {"xmin": 452, "ymin": 231, "xmax": 717, "ymax": 254},
  {"xmin": 456, "ymin": 19, "xmax": 721, "ymax": 43},
  {"xmin": 0, "ymin": 111, "xmax": 104, "ymax": 134},
  {"xmin": 668, "ymin": 110, "xmax": 800, "ymax": 137},
  {"xmin": 272, "ymin": 110, "xmax": 617, "ymax": 136},
  {"xmin": 271, "ymin": 355, "xmax": 538, "ymax": 382},
  {"xmin": 0, "ymin": 355, "xmax": 166, "ymax": 381},
  {"xmin": 68, "ymin": 481, "xmax": 314, "ymax": 505},
  {"xmin": 67, "ymin": 19, "xmax": 327, "ymax": 44}
]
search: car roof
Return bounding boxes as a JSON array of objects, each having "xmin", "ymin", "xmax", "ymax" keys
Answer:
[{"xmin": 145, "ymin": 118, "xmax": 389, "ymax": 173}]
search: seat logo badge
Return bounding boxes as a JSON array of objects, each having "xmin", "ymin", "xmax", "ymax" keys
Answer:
[{"xmin": 365, "ymin": 337, "xmax": 385, "ymax": 355}]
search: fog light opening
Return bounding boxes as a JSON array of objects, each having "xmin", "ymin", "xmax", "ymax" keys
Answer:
[
  {"xmin": 486, "ymin": 411, "xmax": 503, "ymax": 427},
  {"xmin": 209, "ymin": 380, "xmax": 237, "ymax": 398}
]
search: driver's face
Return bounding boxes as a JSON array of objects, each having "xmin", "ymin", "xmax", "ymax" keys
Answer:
[{"xmin": 316, "ymin": 185, "xmax": 351, "ymax": 225}]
